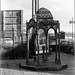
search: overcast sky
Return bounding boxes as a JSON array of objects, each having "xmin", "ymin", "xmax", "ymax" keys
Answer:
[{"xmin": 1, "ymin": 0, "xmax": 74, "ymax": 33}]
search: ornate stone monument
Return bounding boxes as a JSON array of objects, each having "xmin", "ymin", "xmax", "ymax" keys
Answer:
[{"xmin": 19, "ymin": 0, "xmax": 68, "ymax": 71}]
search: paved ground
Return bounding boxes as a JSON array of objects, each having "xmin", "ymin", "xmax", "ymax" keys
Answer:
[
  {"xmin": 0, "ymin": 52, "xmax": 75, "ymax": 75},
  {"xmin": 0, "ymin": 42, "xmax": 75, "ymax": 75}
]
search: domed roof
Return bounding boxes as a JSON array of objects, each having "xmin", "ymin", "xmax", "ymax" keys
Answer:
[{"xmin": 36, "ymin": 7, "xmax": 53, "ymax": 19}]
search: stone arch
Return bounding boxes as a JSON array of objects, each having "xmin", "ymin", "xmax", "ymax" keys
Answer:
[
  {"xmin": 48, "ymin": 28, "xmax": 55, "ymax": 36},
  {"xmin": 48, "ymin": 28, "xmax": 56, "ymax": 52}
]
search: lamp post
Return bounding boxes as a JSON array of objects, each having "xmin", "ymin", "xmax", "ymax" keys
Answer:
[
  {"xmin": 72, "ymin": 17, "xmax": 73, "ymax": 39},
  {"xmin": 0, "ymin": 0, "xmax": 1, "ymax": 11},
  {"xmin": 69, "ymin": 17, "xmax": 75, "ymax": 39}
]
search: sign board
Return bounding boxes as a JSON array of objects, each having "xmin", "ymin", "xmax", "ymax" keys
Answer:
[{"xmin": 69, "ymin": 21, "xmax": 75, "ymax": 24}]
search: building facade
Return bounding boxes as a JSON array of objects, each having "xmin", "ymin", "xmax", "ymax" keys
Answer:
[{"xmin": 0, "ymin": 10, "xmax": 23, "ymax": 46}]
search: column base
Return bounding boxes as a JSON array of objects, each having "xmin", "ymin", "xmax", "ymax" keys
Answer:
[
  {"xmin": 37, "ymin": 61, "xmax": 40, "ymax": 67},
  {"xmin": 33, "ymin": 56, "xmax": 36, "ymax": 62},
  {"xmin": 57, "ymin": 59, "xmax": 61, "ymax": 65},
  {"xmin": 26, "ymin": 59, "xmax": 29, "ymax": 64},
  {"xmin": 55, "ymin": 57, "xmax": 58, "ymax": 63}
]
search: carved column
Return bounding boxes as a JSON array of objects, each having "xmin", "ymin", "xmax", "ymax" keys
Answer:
[
  {"xmin": 42, "ymin": 44, "xmax": 45, "ymax": 61},
  {"xmin": 55, "ymin": 30, "xmax": 58, "ymax": 63},
  {"xmin": 47, "ymin": 34, "xmax": 49, "ymax": 53},
  {"xmin": 36, "ymin": 24, "xmax": 40, "ymax": 66},
  {"xmin": 49, "ymin": 35, "xmax": 51, "ymax": 53},
  {"xmin": 34, "ymin": 35, "xmax": 37, "ymax": 61},
  {"xmin": 45, "ymin": 31, "xmax": 48, "ymax": 61},
  {"xmin": 58, "ymin": 23, "xmax": 61, "ymax": 64}
]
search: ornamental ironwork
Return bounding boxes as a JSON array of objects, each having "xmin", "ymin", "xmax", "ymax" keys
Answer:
[{"xmin": 36, "ymin": 7, "xmax": 53, "ymax": 19}]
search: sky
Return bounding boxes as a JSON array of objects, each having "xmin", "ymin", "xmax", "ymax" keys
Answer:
[{"xmin": 1, "ymin": 0, "xmax": 74, "ymax": 33}]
